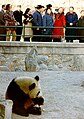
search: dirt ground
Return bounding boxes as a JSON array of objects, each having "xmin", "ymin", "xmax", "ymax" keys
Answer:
[{"xmin": 0, "ymin": 71, "xmax": 84, "ymax": 119}]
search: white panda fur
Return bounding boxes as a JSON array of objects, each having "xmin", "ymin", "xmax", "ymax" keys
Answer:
[
  {"xmin": 14, "ymin": 76, "xmax": 41, "ymax": 98},
  {"xmin": 5, "ymin": 75, "xmax": 44, "ymax": 116}
]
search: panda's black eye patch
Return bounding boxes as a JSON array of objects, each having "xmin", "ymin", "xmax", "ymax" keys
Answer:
[{"xmin": 29, "ymin": 83, "xmax": 36, "ymax": 91}]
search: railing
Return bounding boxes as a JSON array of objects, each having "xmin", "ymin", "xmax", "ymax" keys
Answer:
[{"xmin": 0, "ymin": 25, "xmax": 84, "ymax": 42}]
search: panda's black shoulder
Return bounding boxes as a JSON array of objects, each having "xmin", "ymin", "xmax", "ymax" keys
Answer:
[
  {"xmin": 7, "ymin": 78, "xmax": 17, "ymax": 91},
  {"xmin": 6, "ymin": 78, "xmax": 29, "ymax": 101}
]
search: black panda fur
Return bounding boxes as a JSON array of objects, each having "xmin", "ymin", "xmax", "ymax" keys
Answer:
[
  {"xmin": 6, "ymin": 76, "xmax": 44, "ymax": 116},
  {"xmin": 6, "ymin": 78, "xmax": 30, "ymax": 116}
]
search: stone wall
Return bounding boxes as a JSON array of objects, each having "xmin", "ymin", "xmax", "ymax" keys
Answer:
[{"xmin": 0, "ymin": 41, "xmax": 84, "ymax": 71}]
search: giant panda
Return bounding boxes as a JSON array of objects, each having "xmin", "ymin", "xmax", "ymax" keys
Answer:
[{"xmin": 5, "ymin": 76, "xmax": 44, "ymax": 116}]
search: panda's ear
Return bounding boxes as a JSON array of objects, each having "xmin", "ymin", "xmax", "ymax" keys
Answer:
[
  {"xmin": 35, "ymin": 76, "xmax": 39, "ymax": 81},
  {"xmin": 29, "ymin": 83, "xmax": 36, "ymax": 91}
]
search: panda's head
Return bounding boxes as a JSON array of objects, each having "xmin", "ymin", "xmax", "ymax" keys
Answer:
[{"xmin": 14, "ymin": 75, "xmax": 42, "ymax": 99}]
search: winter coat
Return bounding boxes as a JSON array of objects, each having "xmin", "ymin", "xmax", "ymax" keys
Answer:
[
  {"xmin": 66, "ymin": 12, "xmax": 78, "ymax": 26},
  {"xmin": 32, "ymin": 10, "xmax": 43, "ymax": 27},
  {"xmin": 13, "ymin": 10, "xmax": 23, "ymax": 26},
  {"xmin": 32, "ymin": 10, "xmax": 43, "ymax": 42},
  {"xmin": 0, "ymin": 11, "xmax": 6, "ymax": 41},
  {"xmin": 13, "ymin": 10, "xmax": 23, "ymax": 41},
  {"xmin": 53, "ymin": 13, "xmax": 66, "ymax": 38},
  {"xmin": 4, "ymin": 10, "xmax": 16, "ymax": 31},
  {"xmin": 43, "ymin": 13, "xmax": 54, "ymax": 35},
  {"xmin": 77, "ymin": 17, "xmax": 84, "ymax": 40},
  {"xmin": 65, "ymin": 12, "xmax": 78, "ymax": 40},
  {"xmin": 23, "ymin": 14, "xmax": 33, "ymax": 38}
]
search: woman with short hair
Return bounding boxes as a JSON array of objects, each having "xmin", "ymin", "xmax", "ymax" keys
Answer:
[
  {"xmin": 4, "ymin": 4, "xmax": 17, "ymax": 41},
  {"xmin": 53, "ymin": 7, "xmax": 66, "ymax": 42}
]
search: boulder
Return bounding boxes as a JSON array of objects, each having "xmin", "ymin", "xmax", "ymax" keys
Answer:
[{"xmin": 25, "ymin": 47, "xmax": 38, "ymax": 71}]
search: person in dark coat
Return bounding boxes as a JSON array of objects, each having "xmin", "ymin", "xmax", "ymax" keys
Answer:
[
  {"xmin": 0, "ymin": 11, "xmax": 6, "ymax": 41},
  {"xmin": 32, "ymin": 5, "xmax": 44, "ymax": 42},
  {"xmin": 65, "ymin": 6, "xmax": 78, "ymax": 42},
  {"xmin": 43, "ymin": 8, "xmax": 54, "ymax": 42},
  {"xmin": 1, "ymin": 4, "xmax": 6, "ymax": 14},
  {"xmin": 13, "ymin": 5, "xmax": 23, "ymax": 41},
  {"xmin": 0, "ymin": 5, "xmax": 6, "ymax": 41},
  {"xmin": 77, "ymin": 10, "xmax": 84, "ymax": 42},
  {"xmin": 23, "ymin": 8, "xmax": 33, "ymax": 41}
]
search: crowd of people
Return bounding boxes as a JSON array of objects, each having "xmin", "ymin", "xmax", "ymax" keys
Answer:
[{"xmin": 0, "ymin": 4, "xmax": 84, "ymax": 42}]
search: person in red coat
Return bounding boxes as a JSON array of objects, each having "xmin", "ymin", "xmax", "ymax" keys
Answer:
[{"xmin": 53, "ymin": 7, "xmax": 66, "ymax": 42}]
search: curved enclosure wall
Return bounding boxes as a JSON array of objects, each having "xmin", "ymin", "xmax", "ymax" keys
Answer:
[{"xmin": 0, "ymin": 41, "xmax": 84, "ymax": 71}]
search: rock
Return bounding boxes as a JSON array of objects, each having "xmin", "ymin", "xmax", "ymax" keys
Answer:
[
  {"xmin": 0, "ymin": 66, "xmax": 10, "ymax": 71},
  {"xmin": 58, "ymin": 64, "xmax": 63, "ymax": 69},
  {"xmin": 0, "ymin": 55, "xmax": 6, "ymax": 65},
  {"xmin": 15, "ymin": 68, "xmax": 24, "ymax": 72},
  {"xmin": 25, "ymin": 47, "xmax": 38, "ymax": 72},
  {"xmin": 48, "ymin": 65, "xmax": 59, "ymax": 71},
  {"xmin": 37, "ymin": 55, "xmax": 48, "ymax": 65},
  {"xmin": 0, "ymin": 100, "xmax": 13, "ymax": 119},
  {"xmin": 39, "ymin": 64, "xmax": 48, "ymax": 71}
]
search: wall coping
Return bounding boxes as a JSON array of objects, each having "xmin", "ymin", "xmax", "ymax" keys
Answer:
[
  {"xmin": 0, "ymin": 41, "xmax": 84, "ymax": 55},
  {"xmin": 0, "ymin": 41, "xmax": 84, "ymax": 47}
]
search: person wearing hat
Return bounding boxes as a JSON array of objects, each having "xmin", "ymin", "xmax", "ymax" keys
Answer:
[
  {"xmin": 46, "ymin": 4, "xmax": 52, "ymax": 9},
  {"xmin": 32, "ymin": 5, "xmax": 44, "ymax": 42},
  {"xmin": 46, "ymin": 4, "xmax": 53, "ymax": 16},
  {"xmin": 13, "ymin": 5, "xmax": 23, "ymax": 41}
]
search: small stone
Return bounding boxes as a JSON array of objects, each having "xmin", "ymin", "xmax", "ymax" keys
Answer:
[{"xmin": 0, "ymin": 66, "xmax": 10, "ymax": 71}]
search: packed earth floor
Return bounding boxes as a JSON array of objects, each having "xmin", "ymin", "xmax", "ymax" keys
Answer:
[{"xmin": 0, "ymin": 71, "xmax": 84, "ymax": 119}]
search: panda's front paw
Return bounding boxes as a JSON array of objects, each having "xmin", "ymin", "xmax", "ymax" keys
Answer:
[
  {"xmin": 29, "ymin": 106, "xmax": 42, "ymax": 115},
  {"xmin": 32, "ymin": 97, "xmax": 44, "ymax": 105}
]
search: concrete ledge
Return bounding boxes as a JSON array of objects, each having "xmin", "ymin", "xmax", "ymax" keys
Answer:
[{"xmin": 0, "ymin": 41, "xmax": 84, "ymax": 55}]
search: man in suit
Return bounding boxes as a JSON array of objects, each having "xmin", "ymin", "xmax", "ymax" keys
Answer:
[
  {"xmin": 1, "ymin": 4, "xmax": 6, "ymax": 14},
  {"xmin": 0, "ymin": 5, "xmax": 6, "ymax": 41},
  {"xmin": 13, "ymin": 5, "xmax": 23, "ymax": 41},
  {"xmin": 32, "ymin": 5, "xmax": 44, "ymax": 42}
]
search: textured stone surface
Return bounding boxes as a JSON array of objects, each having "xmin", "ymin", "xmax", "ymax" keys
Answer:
[
  {"xmin": 0, "ymin": 42, "xmax": 84, "ymax": 71},
  {"xmin": 0, "ymin": 103, "xmax": 5, "ymax": 119},
  {"xmin": 25, "ymin": 47, "xmax": 38, "ymax": 71},
  {"xmin": 0, "ymin": 100, "xmax": 13, "ymax": 119},
  {"xmin": 0, "ymin": 66, "xmax": 10, "ymax": 71}
]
